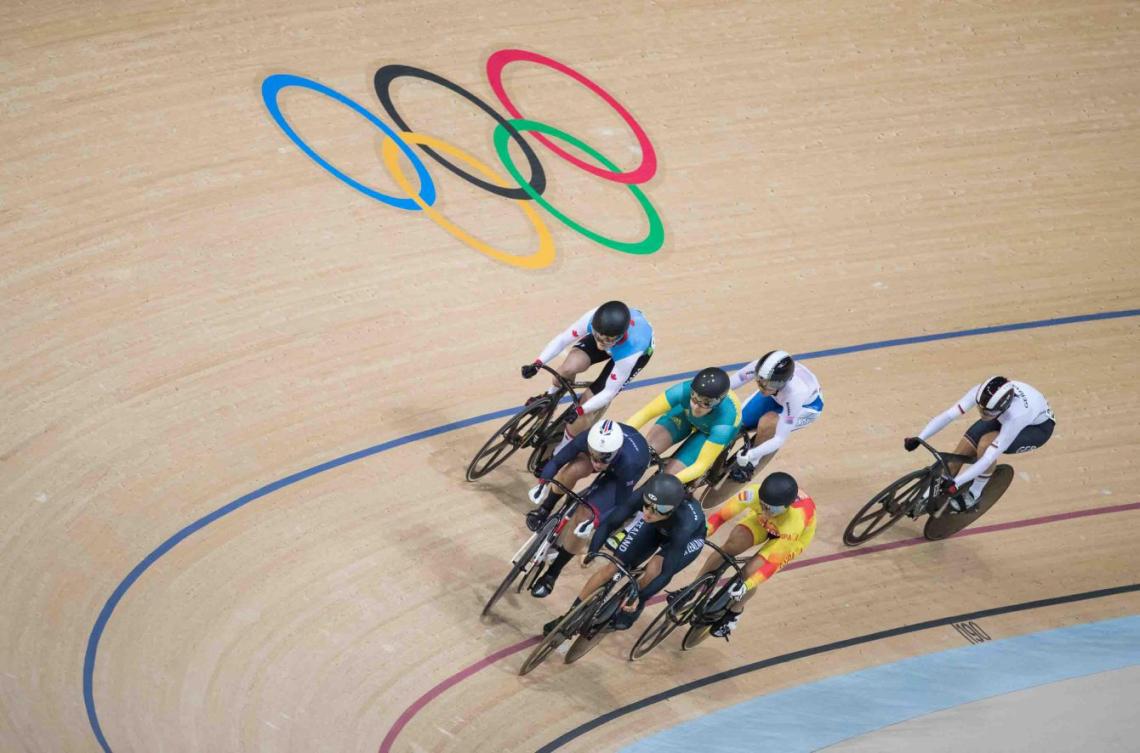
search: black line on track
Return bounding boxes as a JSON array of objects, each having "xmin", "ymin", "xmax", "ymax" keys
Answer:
[{"xmin": 536, "ymin": 582, "xmax": 1140, "ymax": 752}]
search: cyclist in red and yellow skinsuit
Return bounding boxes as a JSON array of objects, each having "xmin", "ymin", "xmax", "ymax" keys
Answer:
[{"xmin": 697, "ymin": 471, "xmax": 816, "ymax": 638}]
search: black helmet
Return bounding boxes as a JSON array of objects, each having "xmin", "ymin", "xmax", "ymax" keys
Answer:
[
  {"xmin": 976, "ymin": 376, "xmax": 1015, "ymax": 417},
  {"xmin": 640, "ymin": 473, "xmax": 686, "ymax": 513},
  {"xmin": 759, "ymin": 471, "xmax": 798, "ymax": 510},
  {"xmin": 591, "ymin": 301, "xmax": 631, "ymax": 339},
  {"xmin": 691, "ymin": 367, "xmax": 730, "ymax": 402},
  {"xmin": 755, "ymin": 350, "xmax": 794, "ymax": 391}
]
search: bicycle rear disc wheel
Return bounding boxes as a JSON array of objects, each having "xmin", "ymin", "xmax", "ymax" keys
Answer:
[
  {"xmin": 842, "ymin": 468, "xmax": 928, "ymax": 546},
  {"xmin": 466, "ymin": 398, "xmax": 552, "ymax": 481},
  {"xmin": 630, "ymin": 575, "xmax": 716, "ymax": 660},
  {"xmin": 681, "ymin": 622, "xmax": 713, "ymax": 650},
  {"xmin": 923, "ymin": 465, "xmax": 1013, "ymax": 540}
]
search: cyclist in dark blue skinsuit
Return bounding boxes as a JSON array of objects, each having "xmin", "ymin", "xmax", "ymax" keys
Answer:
[
  {"xmin": 526, "ymin": 419, "xmax": 651, "ymax": 598},
  {"xmin": 541, "ymin": 473, "xmax": 706, "ymax": 635}
]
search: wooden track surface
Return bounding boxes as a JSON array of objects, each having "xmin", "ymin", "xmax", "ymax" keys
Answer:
[{"xmin": 2, "ymin": 2, "xmax": 1137, "ymax": 751}]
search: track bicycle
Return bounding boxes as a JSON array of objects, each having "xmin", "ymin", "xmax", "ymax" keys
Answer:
[
  {"xmin": 465, "ymin": 365, "xmax": 591, "ymax": 481},
  {"xmin": 629, "ymin": 539, "xmax": 748, "ymax": 659},
  {"xmin": 842, "ymin": 437, "xmax": 1014, "ymax": 546},
  {"xmin": 481, "ymin": 479, "xmax": 595, "ymax": 616},
  {"xmin": 648, "ymin": 432, "xmax": 753, "ymax": 509},
  {"xmin": 518, "ymin": 550, "xmax": 644, "ymax": 675}
]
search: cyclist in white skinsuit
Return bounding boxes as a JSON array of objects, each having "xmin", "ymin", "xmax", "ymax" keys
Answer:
[
  {"xmin": 727, "ymin": 350, "xmax": 824, "ymax": 483},
  {"xmin": 906, "ymin": 376, "xmax": 1056, "ymax": 511}
]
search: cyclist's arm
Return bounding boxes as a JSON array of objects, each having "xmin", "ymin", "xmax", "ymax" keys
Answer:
[
  {"xmin": 638, "ymin": 541, "xmax": 688, "ymax": 602},
  {"xmin": 536, "ymin": 309, "xmax": 594, "ymax": 364},
  {"xmin": 676, "ymin": 440, "xmax": 725, "ymax": 485},
  {"xmin": 706, "ymin": 491, "xmax": 749, "ymax": 536},
  {"xmin": 729, "ymin": 359, "xmax": 758, "ymax": 391},
  {"xmin": 627, "ymin": 383, "xmax": 683, "ymax": 429},
  {"xmin": 676, "ymin": 419, "xmax": 736, "ymax": 484},
  {"xmin": 538, "ymin": 430, "xmax": 588, "ymax": 481},
  {"xmin": 953, "ymin": 413, "xmax": 1026, "ymax": 486},
  {"xmin": 579, "ymin": 352, "xmax": 641, "ymax": 414},
  {"xmin": 588, "ymin": 494, "xmax": 641, "ymax": 555},
  {"xmin": 639, "ymin": 507, "xmax": 704, "ymax": 601},
  {"xmin": 741, "ymin": 397, "xmax": 797, "ymax": 465},
  {"xmin": 917, "ymin": 385, "xmax": 978, "ymax": 442},
  {"xmin": 743, "ymin": 523, "xmax": 807, "ymax": 591}
]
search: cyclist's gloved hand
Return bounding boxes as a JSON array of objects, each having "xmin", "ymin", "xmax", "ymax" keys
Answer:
[
  {"xmin": 729, "ymin": 460, "xmax": 755, "ymax": 483},
  {"xmin": 940, "ymin": 477, "xmax": 960, "ymax": 497},
  {"xmin": 572, "ymin": 518, "xmax": 595, "ymax": 539},
  {"xmin": 612, "ymin": 599, "xmax": 643, "ymax": 630},
  {"xmin": 528, "ymin": 482, "xmax": 550, "ymax": 506},
  {"xmin": 521, "ymin": 360, "xmax": 542, "ymax": 379},
  {"xmin": 904, "ymin": 436, "xmax": 921, "ymax": 452},
  {"xmin": 727, "ymin": 581, "xmax": 748, "ymax": 601}
]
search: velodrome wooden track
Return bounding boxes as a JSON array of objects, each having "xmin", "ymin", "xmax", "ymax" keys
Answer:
[{"xmin": 2, "ymin": 2, "xmax": 1138, "ymax": 751}]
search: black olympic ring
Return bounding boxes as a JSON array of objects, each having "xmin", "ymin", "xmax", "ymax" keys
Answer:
[{"xmin": 373, "ymin": 64, "xmax": 547, "ymax": 201}]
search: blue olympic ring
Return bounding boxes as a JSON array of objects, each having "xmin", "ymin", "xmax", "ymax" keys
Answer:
[{"xmin": 260, "ymin": 73, "xmax": 436, "ymax": 210}]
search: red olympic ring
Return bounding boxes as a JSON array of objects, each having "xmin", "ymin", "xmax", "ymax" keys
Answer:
[{"xmin": 486, "ymin": 48, "xmax": 658, "ymax": 185}]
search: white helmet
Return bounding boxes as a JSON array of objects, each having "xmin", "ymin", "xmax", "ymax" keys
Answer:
[
  {"xmin": 755, "ymin": 349, "xmax": 794, "ymax": 391},
  {"xmin": 976, "ymin": 376, "xmax": 1016, "ymax": 417},
  {"xmin": 587, "ymin": 419, "xmax": 624, "ymax": 462}
]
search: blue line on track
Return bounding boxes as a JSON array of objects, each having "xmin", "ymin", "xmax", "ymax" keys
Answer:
[{"xmin": 82, "ymin": 307, "xmax": 1140, "ymax": 752}]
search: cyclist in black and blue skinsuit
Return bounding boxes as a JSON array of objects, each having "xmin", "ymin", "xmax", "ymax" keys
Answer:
[
  {"xmin": 541, "ymin": 473, "xmax": 706, "ymax": 636},
  {"xmin": 526, "ymin": 419, "xmax": 651, "ymax": 598}
]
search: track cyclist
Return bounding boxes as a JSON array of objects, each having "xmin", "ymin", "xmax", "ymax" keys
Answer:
[
  {"xmin": 521, "ymin": 301, "xmax": 654, "ymax": 454},
  {"xmin": 525, "ymin": 419, "xmax": 651, "ymax": 598},
  {"xmin": 699, "ymin": 471, "xmax": 816, "ymax": 639},
  {"xmin": 727, "ymin": 350, "xmax": 824, "ymax": 483},
  {"xmin": 542, "ymin": 474, "xmax": 706, "ymax": 636},
  {"xmin": 905, "ymin": 376, "xmax": 1056, "ymax": 512},
  {"xmin": 627, "ymin": 367, "xmax": 741, "ymax": 485}
]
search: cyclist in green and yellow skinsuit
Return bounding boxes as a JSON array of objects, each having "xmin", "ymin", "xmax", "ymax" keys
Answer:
[{"xmin": 627, "ymin": 367, "xmax": 741, "ymax": 485}]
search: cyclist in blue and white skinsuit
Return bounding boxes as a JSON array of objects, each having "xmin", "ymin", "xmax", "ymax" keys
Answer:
[
  {"xmin": 905, "ymin": 376, "xmax": 1056, "ymax": 512},
  {"xmin": 521, "ymin": 301, "xmax": 655, "ymax": 455},
  {"xmin": 727, "ymin": 350, "xmax": 824, "ymax": 483}
]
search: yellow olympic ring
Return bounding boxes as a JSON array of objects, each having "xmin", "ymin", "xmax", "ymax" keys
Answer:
[{"xmin": 379, "ymin": 132, "xmax": 556, "ymax": 270}]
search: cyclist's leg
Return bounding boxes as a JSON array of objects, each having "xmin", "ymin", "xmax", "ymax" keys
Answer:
[
  {"xmin": 666, "ymin": 430, "xmax": 708, "ymax": 479},
  {"xmin": 948, "ymin": 419, "xmax": 1000, "ymax": 474},
  {"xmin": 961, "ymin": 419, "xmax": 1053, "ymax": 503},
  {"xmin": 535, "ymin": 454, "xmax": 594, "ymax": 513},
  {"xmin": 646, "ymin": 405, "xmax": 691, "ymax": 460},
  {"xmin": 553, "ymin": 340, "xmax": 596, "ymax": 387},
  {"xmin": 697, "ymin": 521, "xmax": 755, "ymax": 576}
]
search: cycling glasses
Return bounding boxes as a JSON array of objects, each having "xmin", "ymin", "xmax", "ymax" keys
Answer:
[
  {"xmin": 642, "ymin": 499, "xmax": 676, "ymax": 515},
  {"xmin": 588, "ymin": 448, "xmax": 617, "ymax": 464},
  {"xmin": 593, "ymin": 332, "xmax": 620, "ymax": 349},
  {"xmin": 759, "ymin": 501, "xmax": 788, "ymax": 516},
  {"xmin": 690, "ymin": 394, "xmax": 723, "ymax": 410},
  {"xmin": 756, "ymin": 377, "xmax": 788, "ymax": 394}
]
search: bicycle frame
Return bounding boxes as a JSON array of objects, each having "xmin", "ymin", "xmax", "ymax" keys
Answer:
[{"xmin": 510, "ymin": 479, "xmax": 597, "ymax": 569}]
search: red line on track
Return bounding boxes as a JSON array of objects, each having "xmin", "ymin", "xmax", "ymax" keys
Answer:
[{"xmin": 378, "ymin": 500, "xmax": 1140, "ymax": 752}]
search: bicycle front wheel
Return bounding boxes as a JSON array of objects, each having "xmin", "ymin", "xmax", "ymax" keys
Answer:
[
  {"xmin": 482, "ymin": 516, "xmax": 559, "ymax": 616},
  {"xmin": 466, "ymin": 398, "xmax": 553, "ymax": 481},
  {"xmin": 565, "ymin": 585, "xmax": 631, "ymax": 664},
  {"xmin": 842, "ymin": 468, "xmax": 928, "ymax": 546},
  {"xmin": 519, "ymin": 585, "xmax": 606, "ymax": 676},
  {"xmin": 630, "ymin": 574, "xmax": 716, "ymax": 660}
]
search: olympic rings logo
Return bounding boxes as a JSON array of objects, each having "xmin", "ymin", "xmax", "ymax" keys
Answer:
[{"xmin": 261, "ymin": 49, "xmax": 664, "ymax": 270}]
